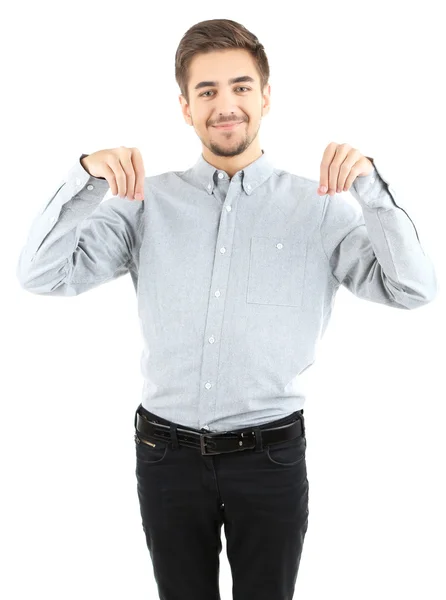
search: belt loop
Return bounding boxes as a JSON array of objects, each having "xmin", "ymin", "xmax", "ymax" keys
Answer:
[
  {"xmin": 254, "ymin": 427, "xmax": 263, "ymax": 452},
  {"xmin": 170, "ymin": 423, "xmax": 179, "ymax": 450},
  {"xmin": 134, "ymin": 405, "xmax": 141, "ymax": 430},
  {"xmin": 300, "ymin": 412, "xmax": 306, "ymax": 437}
]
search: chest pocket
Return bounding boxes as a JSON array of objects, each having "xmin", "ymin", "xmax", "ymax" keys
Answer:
[{"xmin": 247, "ymin": 235, "xmax": 307, "ymax": 308}]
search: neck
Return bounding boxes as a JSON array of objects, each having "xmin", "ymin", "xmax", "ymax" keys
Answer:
[{"xmin": 201, "ymin": 145, "xmax": 263, "ymax": 179}]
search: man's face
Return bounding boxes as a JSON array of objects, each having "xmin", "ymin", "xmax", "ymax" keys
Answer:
[{"xmin": 179, "ymin": 48, "xmax": 270, "ymax": 158}]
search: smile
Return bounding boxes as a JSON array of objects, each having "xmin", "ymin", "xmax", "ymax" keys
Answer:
[{"xmin": 212, "ymin": 122, "xmax": 243, "ymax": 130}]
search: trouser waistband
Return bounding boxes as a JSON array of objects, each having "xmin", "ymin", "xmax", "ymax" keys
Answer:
[{"xmin": 134, "ymin": 404, "xmax": 305, "ymax": 456}]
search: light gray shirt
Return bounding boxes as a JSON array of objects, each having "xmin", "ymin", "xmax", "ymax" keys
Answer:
[{"xmin": 16, "ymin": 150, "xmax": 437, "ymax": 432}]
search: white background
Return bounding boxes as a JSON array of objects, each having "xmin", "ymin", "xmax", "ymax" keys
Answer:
[{"xmin": 2, "ymin": 0, "xmax": 445, "ymax": 598}]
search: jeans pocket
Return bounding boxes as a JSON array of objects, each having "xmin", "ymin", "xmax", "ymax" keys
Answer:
[
  {"xmin": 135, "ymin": 432, "xmax": 169, "ymax": 464},
  {"xmin": 266, "ymin": 434, "xmax": 306, "ymax": 466}
]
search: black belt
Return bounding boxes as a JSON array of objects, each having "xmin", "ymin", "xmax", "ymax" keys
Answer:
[{"xmin": 135, "ymin": 411, "xmax": 305, "ymax": 456}]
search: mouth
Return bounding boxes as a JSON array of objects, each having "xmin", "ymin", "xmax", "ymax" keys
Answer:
[{"xmin": 212, "ymin": 121, "xmax": 243, "ymax": 130}]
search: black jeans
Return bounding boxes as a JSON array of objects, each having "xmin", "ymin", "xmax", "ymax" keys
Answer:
[{"xmin": 133, "ymin": 404, "xmax": 309, "ymax": 600}]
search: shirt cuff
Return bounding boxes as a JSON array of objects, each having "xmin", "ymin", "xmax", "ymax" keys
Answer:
[{"xmin": 350, "ymin": 156, "xmax": 399, "ymax": 210}]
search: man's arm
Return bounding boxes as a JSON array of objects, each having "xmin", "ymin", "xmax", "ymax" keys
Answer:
[
  {"xmin": 319, "ymin": 158, "xmax": 437, "ymax": 309},
  {"xmin": 16, "ymin": 155, "xmax": 142, "ymax": 296}
]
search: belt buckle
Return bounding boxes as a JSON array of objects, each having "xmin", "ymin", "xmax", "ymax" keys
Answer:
[
  {"xmin": 200, "ymin": 431, "xmax": 224, "ymax": 456},
  {"xmin": 200, "ymin": 430, "xmax": 254, "ymax": 456}
]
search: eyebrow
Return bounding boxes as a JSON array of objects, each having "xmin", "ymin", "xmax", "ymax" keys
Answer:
[{"xmin": 193, "ymin": 75, "xmax": 255, "ymax": 91}]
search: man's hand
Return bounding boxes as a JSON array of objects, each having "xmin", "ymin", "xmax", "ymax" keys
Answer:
[
  {"xmin": 317, "ymin": 142, "xmax": 374, "ymax": 196},
  {"xmin": 81, "ymin": 146, "xmax": 145, "ymax": 201}
]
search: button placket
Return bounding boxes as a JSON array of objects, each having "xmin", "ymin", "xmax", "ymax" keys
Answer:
[{"xmin": 200, "ymin": 174, "xmax": 239, "ymax": 425}]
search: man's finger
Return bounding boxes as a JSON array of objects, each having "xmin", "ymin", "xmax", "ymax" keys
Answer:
[
  {"xmin": 318, "ymin": 142, "xmax": 337, "ymax": 195},
  {"xmin": 131, "ymin": 148, "xmax": 145, "ymax": 200}
]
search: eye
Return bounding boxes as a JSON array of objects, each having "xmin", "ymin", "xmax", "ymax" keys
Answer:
[{"xmin": 199, "ymin": 86, "xmax": 251, "ymax": 98}]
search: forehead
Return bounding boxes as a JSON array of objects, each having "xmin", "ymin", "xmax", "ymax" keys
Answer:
[{"xmin": 188, "ymin": 48, "xmax": 257, "ymax": 83}]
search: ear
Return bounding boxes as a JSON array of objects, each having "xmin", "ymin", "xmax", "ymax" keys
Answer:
[
  {"xmin": 179, "ymin": 94, "xmax": 192, "ymax": 126},
  {"xmin": 262, "ymin": 84, "xmax": 271, "ymax": 116}
]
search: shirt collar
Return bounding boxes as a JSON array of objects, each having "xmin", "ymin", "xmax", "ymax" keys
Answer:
[{"xmin": 190, "ymin": 149, "xmax": 275, "ymax": 196}]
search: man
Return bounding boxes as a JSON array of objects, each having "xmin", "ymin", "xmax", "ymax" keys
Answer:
[{"xmin": 16, "ymin": 17, "xmax": 437, "ymax": 600}]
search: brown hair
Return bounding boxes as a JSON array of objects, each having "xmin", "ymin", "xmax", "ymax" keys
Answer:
[{"xmin": 175, "ymin": 19, "xmax": 270, "ymax": 105}]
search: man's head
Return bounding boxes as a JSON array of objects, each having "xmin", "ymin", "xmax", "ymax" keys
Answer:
[{"xmin": 175, "ymin": 19, "xmax": 271, "ymax": 169}]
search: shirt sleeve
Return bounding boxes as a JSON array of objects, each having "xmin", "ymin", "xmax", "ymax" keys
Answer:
[
  {"xmin": 319, "ymin": 157, "xmax": 438, "ymax": 309},
  {"xmin": 16, "ymin": 154, "xmax": 143, "ymax": 296}
]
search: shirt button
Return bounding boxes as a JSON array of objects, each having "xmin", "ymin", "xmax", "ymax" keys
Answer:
[
  {"xmin": 208, "ymin": 336, "xmax": 215, "ymax": 344},
  {"xmin": 247, "ymin": 184, "xmax": 251, "ymax": 190},
  {"xmin": 205, "ymin": 382, "xmax": 212, "ymax": 390},
  {"xmin": 208, "ymin": 183, "xmax": 212, "ymax": 189},
  {"xmin": 75, "ymin": 178, "xmax": 81, "ymax": 186},
  {"xmin": 220, "ymin": 247, "xmax": 226, "ymax": 254},
  {"xmin": 225, "ymin": 205, "xmax": 231, "ymax": 212},
  {"xmin": 215, "ymin": 290, "xmax": 221, "ymax": 297},
  {"xmin": 276, "ymin": 243, "xmax": 283, "ymax": 249},
  {"xmin": 87, "ymin": 184, "xmax": 94, "ymax": 190},
  {"xmin": 218, "ymin": 172, "xmax": 224, "ymax": 179}
]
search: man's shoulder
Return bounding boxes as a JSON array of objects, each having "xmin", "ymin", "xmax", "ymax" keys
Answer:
[
  {"xmin": 142, "ymin": 169, "xmax": 183, "ymax": 188},
  {"xmin": 273, "ymin": 166, "xmax": 320, "ymax": 195}
]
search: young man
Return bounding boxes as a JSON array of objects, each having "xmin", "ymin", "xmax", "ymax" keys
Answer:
[{"xmin": 16, "ymin": 18, "xmax": 437, "ymax": 600}]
